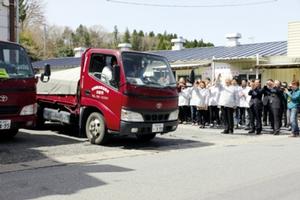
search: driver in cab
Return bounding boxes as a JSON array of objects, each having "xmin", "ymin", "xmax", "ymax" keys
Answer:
[{"xmin": 101, "ymin": 57, "xmax": 117, "ymax": 85}]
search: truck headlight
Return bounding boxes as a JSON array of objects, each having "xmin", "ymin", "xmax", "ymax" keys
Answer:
[
  {"xmin": 121, "ymin": 109, "xmax": 144, "ymax": 122},
  {"xmin": 168, "ymin": 109, "xmax": 179, "ymax": 121},
  {"xmin": 20, "ymin": 103, "xmax": 37, "ymax": 116}
]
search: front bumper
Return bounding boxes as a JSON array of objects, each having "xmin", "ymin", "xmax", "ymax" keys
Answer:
[
  {"xmin": 0, "ymin": 115, "xmax": 36, "ymax": 130},
  {"xmin": 117, "ymin": 120, "xmax": 178, "ymax": 136}
]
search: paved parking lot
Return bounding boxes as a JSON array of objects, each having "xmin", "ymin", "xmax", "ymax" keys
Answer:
[
  {"xmin": 1, "ymin": 124, "xmax": 300, "ymax": 200},
  {"xmin": 0, "ymin": 123, "xmax": 291, "ymax": 173}
]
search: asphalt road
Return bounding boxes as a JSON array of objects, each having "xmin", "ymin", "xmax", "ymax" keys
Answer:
[{"xmin": 1, "ymin": 124, "xmax": 300, "ymax": 200}]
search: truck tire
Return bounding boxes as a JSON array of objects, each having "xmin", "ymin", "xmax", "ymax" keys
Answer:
[
  {"xmin": 1, "ymin": 129, "xmax": 19, "ymax": 139},
  {"xmin": 85, "ymin": 112, "xmax": 108, "ymax": 145},
  {"xmin": 36, "ymin": 105, "xmax": 45, "ymax": 129},
  {"xmin": 136, "ymin": 133, "xmax": 156, "ymax": 142}
]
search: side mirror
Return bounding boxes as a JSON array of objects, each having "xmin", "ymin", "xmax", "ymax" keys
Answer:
[
  {"xmin": 33, "ymin": 68, "xmax": 40, "ymax": 75},
  {"xmin": 44, "ymin": 64, "xmax": 51, "ymax": 76},
  {"xmin": 40, "ymin": 64, "xmax": 51, "ymax": 82},
  {"xmin": 112, "ymin": 65, "xmax": 120, "ymax": 87}
]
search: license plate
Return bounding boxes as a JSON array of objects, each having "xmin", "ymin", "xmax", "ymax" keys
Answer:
[
  {"xmin": 152, "ymin": 123, "xmax": 164, "ymax": 133},
  {"xmin": 0, "ymin": 120, "xmax": 11, "ymax": 130}
]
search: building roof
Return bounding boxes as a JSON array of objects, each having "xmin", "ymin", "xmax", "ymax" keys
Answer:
[
  {"xmin": 32, "ymin": 57, "xmax": 81, "ymax": 69},
  {"xmin": 152, "ymin": 41, "xmax": 287, "ymax": 62},
  {"xmin": 32, "ymin": 41, "xmax": 287, "ymax": 69}
]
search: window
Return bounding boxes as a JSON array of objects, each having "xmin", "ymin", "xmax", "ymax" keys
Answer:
[
  {"xmin": 0, "ymin": 42, "xmax": 33, "ymax": 79},
  {"xmin": 122, "ymin": 52, "xmax": 176, "ymax": 88},
  {"xmin": 88, "ymin": 53, "xmax": 117, "ymax": 88}
]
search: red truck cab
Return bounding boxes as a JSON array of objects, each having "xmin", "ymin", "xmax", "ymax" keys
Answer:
[
  {"xmin": 0, "ymin": 41, "xmax": 37, "ymax": 138},
  {"xmin": 37, "ymin": 49, "xmax": 178, "ymax": 144}
]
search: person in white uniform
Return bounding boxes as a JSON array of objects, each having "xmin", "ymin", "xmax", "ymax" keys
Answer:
[
  {"xmin": 216, "ymin": 74, "xmax": 239, "ymax": 134},
  {"xmin": 208, "ymin": 80, "xmax": 221, "ymax": 127},
  {"xmin": 177, "ymin": 78, "xmax": 190, "ymax": 124},
  {"xmin": 239, "ymin": 79, "xmax": 251, "ymax": 129}
]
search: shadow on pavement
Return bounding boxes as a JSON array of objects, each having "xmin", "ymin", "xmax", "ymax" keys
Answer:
[
  {"xmin": 31, "ymin": 123, "xmax": 215, "ymax": 151},
  {"xmin": 106, "ymin": 135, "xmax": 214, "ymax": 151},
  {"xmin": 1, "ymin": 123, "xmax": 214, "ymax": 165},
  {"xmin": 0, "ymin": 129, "xmax": 82, "ymax": 165},
  {"xmin": 0, "ymin": 163, "xmax": 133, "ymax": 200},
  {"xmin": 34, "ymin": 122, "xmax": 84, "ymax": 138}
]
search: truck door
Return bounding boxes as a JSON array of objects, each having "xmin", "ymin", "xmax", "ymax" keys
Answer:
[{"xmin": 82, "ymin": 53, "xmax": 123, "ymax": 131}]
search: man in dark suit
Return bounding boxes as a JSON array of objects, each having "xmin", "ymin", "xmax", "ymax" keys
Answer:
[
  {"xmin": 262, "ymin": 80, "xmax": 272, "ymax": 126},
  {"xmin": 267, "ymin": 80, "xmax": 285, "ymax": 135},
  {"xmin": 248, "ymin": 79, "xmax": 264, "ymax": 134}
]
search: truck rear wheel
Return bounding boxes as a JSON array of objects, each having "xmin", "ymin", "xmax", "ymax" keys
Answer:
[
  {"xmin": 136, "ymin": 133, "xmax": 156, "ymax": 142},
  {"xmin": 85, "ymin": 112, "xmax": 108, "ymax": 145}
]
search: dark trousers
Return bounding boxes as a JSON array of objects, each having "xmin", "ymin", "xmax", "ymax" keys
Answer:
[
  {"xmin": 250, "ymin": 105, "xmax": 262, "ymax": 132},
  {"xmin": 209, "ymin": 106, "xmax": 220, "ymax": 125},
  {"xmin": 234, "ymin": 107, "xmax": 240, "ymax": 126},
  {"xmin": 239, "ymin": 107, "xmax": 246, "ymax": 125},
  {"xmin": 197, "ymin": 109, "xmax": 208, "ymax": 126},
  {"xmin": 282, "ymin": 108, "xmax": 288, "ymax": 127},
  {"xmin": 191, "ymin": 106, "xmax": 197, "ymax": 123},
  {"xmin": 221, "ymin": 106, "xmax": 234, "ymax": 131},
  {"xmin": 179, "ymin": 106, "xmax": 189, "ymax": 122},
  {"xmin": 239, "ymin": 107, "xmax": 250, "ymax": 126},
  {"xmin": 263, "ymin": 104, "xmax": 273, "ymax": 125},
  {"xmin": 270, "ymin": 107, "xmax": 282, "ymax": 133}
]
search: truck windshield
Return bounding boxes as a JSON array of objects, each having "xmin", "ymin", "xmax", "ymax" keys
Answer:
[
  {"xmin": 0, "ymin": 42, "xmax": 33, "ymax": 79},
  {"xmin": 122, "ymin": 52, "xmax": 176, "ymax": 88}
]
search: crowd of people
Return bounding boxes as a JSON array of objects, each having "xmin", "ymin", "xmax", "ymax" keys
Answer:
[{"xmin": 177, "ymin": 74, "xmax": 300, "ymax": 137}]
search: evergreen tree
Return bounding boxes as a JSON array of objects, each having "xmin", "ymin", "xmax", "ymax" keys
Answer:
[
  {"xmin": 123, "ymin": 28, "xmax": 131, "ymax": 43},
  {"xmin": 157, "ymin": 36, "xmax": 167, "ymax": 50},
  {"xmin": 193, "ymin": 39, "xmax": 198, "ymax": 48},
  {"xmin": 149, "ymin": 31, "xmax": 155, "ymax": 37},
  {"xmin": 19, "ymin": 0, "xmax": 28, "ymax": 30},
  {"xmin": 113, "ymin": 25, "xmax": 119, "ymax": 48},
  {"xmin": 131, "ymin": 30, "xmax": 140, "ymax": 50},
  {"xmin": 73, "ymin": 25, "xmax": 91, "ymax": 47},
  {"xmin": 138, "ymin": 30, "xmax": 144, "ymax": 37}
]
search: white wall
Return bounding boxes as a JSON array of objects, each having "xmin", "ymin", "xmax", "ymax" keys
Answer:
[
  {"xmin": 288, "ymin": 21, "xmax": 300, "ymax": 57},
  {"xmin": 0, "ymin": 0, "xmax": 10, "ymax": 41}
]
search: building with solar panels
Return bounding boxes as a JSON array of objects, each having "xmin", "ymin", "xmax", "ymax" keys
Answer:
[{"xmin": 33, "ymin": 21, "xmax": 300, "ymax": 84}]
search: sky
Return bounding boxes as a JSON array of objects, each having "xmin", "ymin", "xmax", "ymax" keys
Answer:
[{"xmin": 44, "ymin": 0, "xmax": 300, "ymax": 46}]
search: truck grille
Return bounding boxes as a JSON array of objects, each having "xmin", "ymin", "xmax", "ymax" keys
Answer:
[
  {"xmin": 143, "ymin": 113, "xmax": 169, "ymax": 122},
  {"xmin": 0, "ymin": 106, "xmax": 20, "ymax": 115}
]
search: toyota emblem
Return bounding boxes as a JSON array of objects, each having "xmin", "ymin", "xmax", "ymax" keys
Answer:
[
  {"xmin": 156, "ymin": 103, "xmax": 162, "ymax": 109},
  {"xmin": 0, "ymin": 95, "xmax": 8, "ymax": 102}
]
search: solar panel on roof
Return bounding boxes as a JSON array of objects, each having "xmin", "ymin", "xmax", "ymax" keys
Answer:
[{"xmin": 33, "ymin": 41, "xmax": 287, "ymax": 68}]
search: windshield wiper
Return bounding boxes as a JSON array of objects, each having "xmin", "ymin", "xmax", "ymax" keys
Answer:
[{"xmin": 142, "ymin": 77, "xmax": 161, "ymax": 86}]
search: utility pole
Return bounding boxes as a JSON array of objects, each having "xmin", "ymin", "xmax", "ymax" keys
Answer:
[{"xmin": 9, "ymin": 0, "xmax": 16, "ymax": 42}]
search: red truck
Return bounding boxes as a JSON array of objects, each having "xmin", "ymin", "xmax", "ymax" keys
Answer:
[
  {"xmin": 0, "ymin": 40, "xmax": 49, "ymax": 138},
  {"xmin": 37, "ymin": 49, "xmax": 179, "ymax": 145}
]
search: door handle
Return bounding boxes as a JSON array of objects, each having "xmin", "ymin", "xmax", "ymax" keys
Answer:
[{"xmin": 85, "ymin": 90, "xmax": 91, "ymax": 96}]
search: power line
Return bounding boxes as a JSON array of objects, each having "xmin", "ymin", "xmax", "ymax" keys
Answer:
[{"xmin": 106, "ymin": 0, "xmax": 278, "ymax": 8}]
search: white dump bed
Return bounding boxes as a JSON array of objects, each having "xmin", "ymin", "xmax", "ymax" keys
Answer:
[{"xmin": 37, "ymin": 67, "xmax": 81, "ymax": 95}]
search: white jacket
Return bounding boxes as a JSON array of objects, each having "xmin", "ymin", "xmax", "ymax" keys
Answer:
[
  {"xmin": 208, "ymin": 85, "xmax": 220, "ymax": 106},
  {"xmin": 101, "ymin": 66, "xmax": 112, "ymax": 83},
  {"xmin": 216, "ymin": 82, "xmax": 239, "ymax": 108},
  {"xmin": 189, "ymin": 87, "xmax": 209, "ymax": 107},
  {"xmin": 239, "ymin": 86, "xmax": 251, "ymax": 108},
  {"xmin": 233, "ymin": 85, "xmax": 241, "ymax": 107},
  {"xmin": 178, "ymin": 87, "xmax": 190, "ymax": 106}
]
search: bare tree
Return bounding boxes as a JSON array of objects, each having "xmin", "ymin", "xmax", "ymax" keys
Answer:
[{"xmin": 21, "ymin": 0, "xmax": 46, "ymax": 30}]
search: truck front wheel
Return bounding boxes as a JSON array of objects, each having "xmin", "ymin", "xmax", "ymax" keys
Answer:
[{"xmin": 85, "ymin": 112, "xmax": 108, "ymax": 145}]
